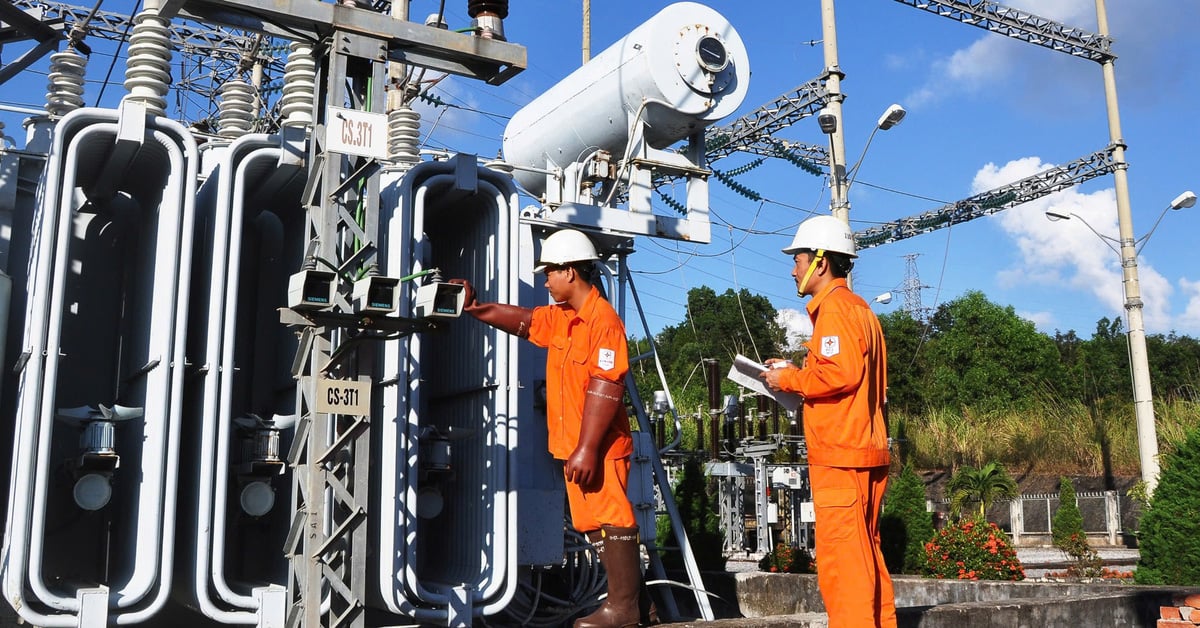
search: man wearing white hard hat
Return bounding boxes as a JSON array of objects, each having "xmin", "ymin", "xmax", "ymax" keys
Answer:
[
  {"xmin": 452, "ymin": 228, "xmax": 654, "ymax": 628},
  {"xmin": 760, "ymin": 215, "xmax": 896, "ymax": 628}
]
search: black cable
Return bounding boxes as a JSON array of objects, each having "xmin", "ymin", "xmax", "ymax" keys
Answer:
[{"xmin": 93, "ymin": 0, "xmax": 142, "ymax": 107}]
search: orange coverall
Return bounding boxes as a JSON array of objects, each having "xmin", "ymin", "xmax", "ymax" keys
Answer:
[
  {"xmin": 774, "ymin": 278, "xmax": 896, "ymax": 628},
  {"xmin": 527, "ymin": 285, "xmax": 635, "ymax": 532}
]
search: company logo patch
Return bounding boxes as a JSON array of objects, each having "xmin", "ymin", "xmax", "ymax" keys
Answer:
[
  {"xmin": 597, "ymin": 348, "xmax": 616, "ymax": 370},
  {"xmin": 820, "ymin": 335, "xmax": 840, "ymax": 357}
]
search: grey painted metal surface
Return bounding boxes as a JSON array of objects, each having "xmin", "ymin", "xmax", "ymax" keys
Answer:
[
  {"xmin": 502, "ymin": 2, "xmax": 748, "ymax": 198},
  {"xmin": 373, "ymin": 157, "xmax": 522, "ymax": 623},
  {"xmin": 1, "ymin": 102, "xmax": 198, "ymax": 626},
  {"xmin": 181, "ymin": 131, "xmax": 305, "ymax": 624}
]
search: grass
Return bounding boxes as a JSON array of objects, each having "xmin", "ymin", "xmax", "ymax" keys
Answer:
[{"xmin": 893, "ymin": 397, "xmax": 1200, "ymax": 476}]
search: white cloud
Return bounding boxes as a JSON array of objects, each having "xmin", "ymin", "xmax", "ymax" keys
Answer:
[
  {"xmin": 1017, "ymin": 309, "xmax": 1056, "ymax": 330},
  {"xmin": 1003, "ymin": 0, "xmax": 1091, "ymax": 24},
  {"xmin": 905, "ymin": 37, "xmax": 1014, "ymax": 107},
  {"xmin": 903, "ymin": 0, "xmax": 1197, "ymax": 112},
  {"xmin": 776, "ymin": 308, "xmax": 811, "ymax": 351},
  {"xmin": 978, "ymin": 157, "xmax": 1180, "ymax": 333},
  {"xmin": 1179, "ymin": 278, "xmax": 1200, "ymax": 333}
]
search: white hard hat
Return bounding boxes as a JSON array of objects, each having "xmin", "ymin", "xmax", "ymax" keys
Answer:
[
  {"xmin": 782, "ymin": 215, "xmax": 857, "ymax": 258},
  {"xmin": 534, "ymin": 228, "xmax": 600, "ymax": 272}
]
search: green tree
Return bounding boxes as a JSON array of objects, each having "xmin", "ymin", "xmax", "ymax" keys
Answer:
[
  {"xmin": 1135, "ymin": 425, "xmax": 1200, "ymax": 585},
  {"xmin": 880, "ymin": 465, "xmax": 934, "ymax": 574},
  {"xmin": 1051, "ymin": 477, "xmax": 1084, "ymax": 549},
  {"xmin": 1148, "ymin": 332, "xmax": 1200, "ymax": 401},
  {"xmin": 1065, "ymin": 317, "xmax": 1130, "ymax": 405},
  {"xmin": 878, "ymin": 309, "xmax": 929, "ymax": 414},
  {"xmin": 650, "ymin": 286, "xmax": 782, "ymax": 411},
  {"xmin": 922, "ymin": 291, "xmax": 1065, "ymax": 410},
  {"xmin": 946, "ymin": 462, "xmax": 1018, "ymax": 521}
]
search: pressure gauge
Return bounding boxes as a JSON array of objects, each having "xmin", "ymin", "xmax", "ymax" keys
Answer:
[
  {"xmin": 696, "ymin": 35, "xmax": 729, "ymax": 73},
  {"xmin": 674, "ymin": 24, "xmax": 736, "ymax": 95}
]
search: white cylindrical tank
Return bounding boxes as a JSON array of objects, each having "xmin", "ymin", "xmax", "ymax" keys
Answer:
[{"xmin": 502, "ymin": 2, "xmax": 749, "ymax": 196}]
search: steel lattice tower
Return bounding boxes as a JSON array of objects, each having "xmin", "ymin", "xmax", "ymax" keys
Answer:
[{"xmin": 901, "ymin": 253, "xmax": 931, "ymax": 322}]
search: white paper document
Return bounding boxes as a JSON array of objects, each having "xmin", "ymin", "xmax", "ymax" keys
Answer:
[{"xmin": 726, "ymin": 354, "xmax": 804, "ymax": 412}]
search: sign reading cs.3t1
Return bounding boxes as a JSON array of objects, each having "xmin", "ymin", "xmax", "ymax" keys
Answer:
[
  {"xmin": 325, "ymin": 106, "xmax": 388, "ymax": 160},
  {"xmin": 316, "ymin": 377, "xmax": 372, "ymax": 416}
]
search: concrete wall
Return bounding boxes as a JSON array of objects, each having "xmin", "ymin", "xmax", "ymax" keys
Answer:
[{"xmin": 717, "ymin": 572, "xmax": 1198, "ymax": 627}]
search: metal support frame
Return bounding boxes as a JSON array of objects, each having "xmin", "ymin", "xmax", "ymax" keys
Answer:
[
  {"xmin": 161, "ymin": 0, "xmax": 525, "ymax": 86},
  {"xmin": 699, "ymin": 74, "xmax": 830, "ymax": 166},
  {"xmin": 0, "ymin": 0, "xmax": 66, "ymax": 84},
  {"xmin": 719, "ymin": 476, "xmax": 743, "ymax": 553},
  {"xmin": 893, "ymin": 0, "xmax": 1113, "ymax": 62},
  {"xmin": 853, "ymin": 145, "xmax": 1119, "ymax": 249},
  {"xmin": 285, "ymin": 30, "xmax": 384, "ymax": 628},
  {"xmin": 752, "ymin": 455, "xmax": 770, "ymax": 555}
]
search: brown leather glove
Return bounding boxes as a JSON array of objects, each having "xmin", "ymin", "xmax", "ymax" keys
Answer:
[
  {"xmin": 448, "ymin": 278, "xmax": 532, "ymax": 338},
  {"xmin": 565, "ymin": 377, "xmax": 625, "ymax": 488}
]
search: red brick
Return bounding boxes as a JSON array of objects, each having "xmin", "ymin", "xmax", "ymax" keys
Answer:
[
  {"xmin": 1161, "ymin": 620, "xmax": 1194, "ymax": 627},
  {"xmin": 1176, "ymin": 594, "xmax": 1200, "ymax": 608},
  {"xmin": 1164, "ymin": 607, "xmax": 1183, "ymax": 620}
]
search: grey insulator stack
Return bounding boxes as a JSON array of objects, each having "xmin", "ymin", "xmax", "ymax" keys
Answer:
[
  {"xmin": 279, "ymin": 41, "xmax": 315, "ymax": 127},
  {"xmin": 387, "ymin": 105, "xmax": 420, "ymax": 167},
  {"xmin": 45, "ymin": 48, "xmax": 87, "ymax": 117},
  {"xmin": 121, "ymin": 9, "xmax": 172, "ymax": 116},
  {"xmin": 217, "ymin": 79, "xmax": 255, "ymax": 138}
]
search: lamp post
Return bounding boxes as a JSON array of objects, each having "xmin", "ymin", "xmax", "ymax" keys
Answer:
[
  {"xmin": 817, "ymin": 103, "xmax": 906, "ymax": 215},
  {"xmin": 819, "ymin": 0, "xmax": 849, "ymax": 226},
  {"xmin": 1045, "ymin": 189, "xmax": 1195, "ymax": 496}
]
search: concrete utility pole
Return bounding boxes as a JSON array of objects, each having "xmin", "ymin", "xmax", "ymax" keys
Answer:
[
  {"xmin": 582, "ymin": 0, "xmax": 591, "ymax": 63},
  {"xmin": 819, "ymin": 0, "xmax": 849, "ymax": 226},
  {"xmin": 1095, "ymin": 0, "xmax": 1160, "ymax": 496}
]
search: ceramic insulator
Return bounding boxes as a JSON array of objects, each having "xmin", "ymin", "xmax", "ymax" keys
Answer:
[
  {"xmin": 280, "ymin": 41, "xmax": 316, "ymax": 127},
  {"xmin": 387, "ymin": 106, "xmax": 421, "ymax": 166},
  {"xmin": 121, "ymin": 10, "xmax": 172, "ymax": 116},
  {"xmin": 217, "ymin": 80, "xmax": 256, "ymax": 138},
  {"xmin": 45, "ymin": 48, "xmax": 87, "ymax": 117}
]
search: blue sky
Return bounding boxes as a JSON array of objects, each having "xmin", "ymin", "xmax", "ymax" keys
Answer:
[
  {"xmin": 3, "ymin": 0, "xmax": 1198, "ymax": 344},
  {"xmin": 419, "ymin": 0, "xmax": 1200, "ymax": 344}
]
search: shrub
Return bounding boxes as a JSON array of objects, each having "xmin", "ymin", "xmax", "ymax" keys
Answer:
[
  {"xmin": 946, "ymin": 462, "xmax": 1018, "ymax": 520},
  {"xmin": 1134, "ymin": 425, "xmax": 1200, "ymax": 586},
  {"xmin": 880, "ymin": 465, "xmax": 935, "ymax": 574},
  {"xmin": 1051, "ymin": 477, "xmax": 1084, "ymax": 550},
  {"xmin": 1058, "ymin": 532, "xmax": 1103, "ymax": 578},
  {"xmin": 923, "ymin": 519, "xmax": 1024, "ymax": 581},
  {"xmin": 758, "ymin": 542, "xmax": 814, "ymax": 574}
]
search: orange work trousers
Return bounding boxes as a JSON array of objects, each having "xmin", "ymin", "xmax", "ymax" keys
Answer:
[
  {"xmin": 564, "ymin": 457, "xmax": 636, "ymax": 533},
  {"xmin": 810, "ymin": 464, "xmax": 896, "ymax": 628}
]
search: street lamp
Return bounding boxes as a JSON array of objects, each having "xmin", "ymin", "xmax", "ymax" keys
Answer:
[
  {"xmin": 1046, "ymin": 190, "xmax": 1196, "ymax": 255},
  {"xmin": 847, "ymin": 104, "xmax": 906, "ymax": 190},
  {"xmin": 1044, "ymin": 189, "xmax": 1195, "ymax": 496},
  {"xmin": 818, "ymin": 103, "xmax": 907, "ymax": 218}
]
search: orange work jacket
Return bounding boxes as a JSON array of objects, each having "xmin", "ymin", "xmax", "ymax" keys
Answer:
[
  {"xmin": 527, "ymin": 285, "xmax": 633, "ymax": 461},
  {"xmin": 776, "ymin": 278, "xmax": 890, "ymax": 468}
]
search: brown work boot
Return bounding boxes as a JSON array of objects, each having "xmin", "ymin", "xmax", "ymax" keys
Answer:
[{"xmin": 575, "ymin": 526, "xmax": 642, "ymax": 628}]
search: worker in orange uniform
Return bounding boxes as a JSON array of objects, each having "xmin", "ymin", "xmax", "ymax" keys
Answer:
[
  {"xmin": 760, "ymin": 215, "xmax": 897, "ymax": 628},
  {"xmin": 452, "ymin": 228, "xmax": 655, "ymax": 628}
]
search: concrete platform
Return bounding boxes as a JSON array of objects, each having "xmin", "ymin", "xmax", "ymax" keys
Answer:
[{"xmin": 657, "ymin": 571, "xmax": 1198, "ymax": 628}]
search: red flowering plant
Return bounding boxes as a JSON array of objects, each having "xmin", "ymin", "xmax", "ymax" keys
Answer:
[
  {"xmin": 758, "ymin": 542, "xmax": 815, "ymax": 574},
  {"xmin": 923, "ymin": 519, "xmax": 1025, "ymax": 581}
]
